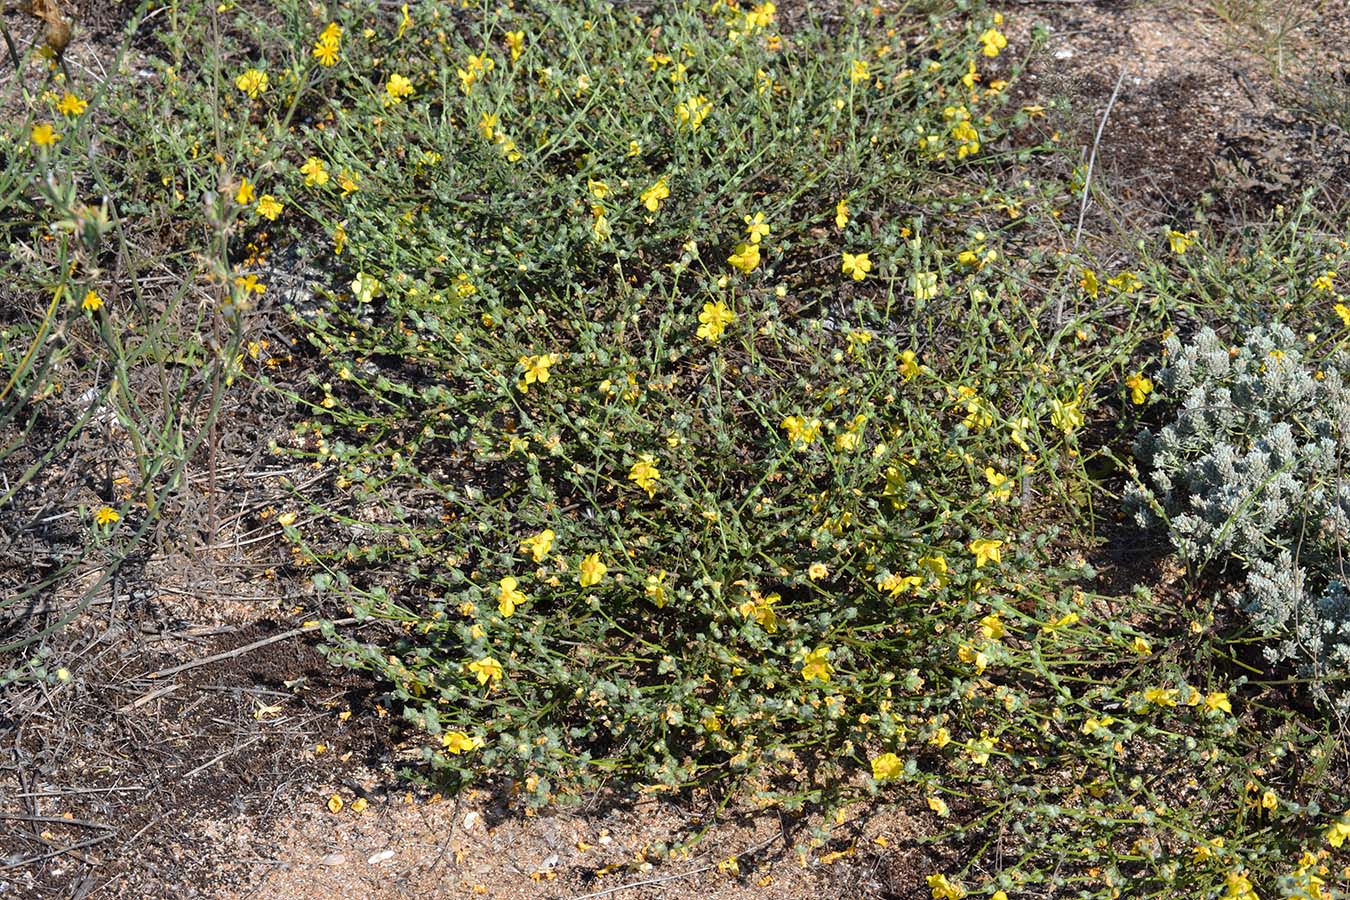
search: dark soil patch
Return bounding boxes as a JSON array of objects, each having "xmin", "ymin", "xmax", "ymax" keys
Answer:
[{"xmin": 0, "ymin": 607, "xmax": 396, "ymax": 899}]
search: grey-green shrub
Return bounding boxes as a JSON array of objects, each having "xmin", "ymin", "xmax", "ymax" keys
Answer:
[{"xmin": 1128, "ymin": 324, "xmax": 1350, "ymax": 712}]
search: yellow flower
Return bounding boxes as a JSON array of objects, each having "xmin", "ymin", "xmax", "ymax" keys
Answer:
[
  {"xmin": 927, "ymin": 873, "xmax": 966, "ymax": 900},
  {"xmin": 744, "ymin": 1, "xmax": 776, "ymax": 29},
  {"xmin": 234, "ymin": 274, "xmax": 265, "ymax": 295},
  {"xmin": 697, "ymin": 300, "xmax": 736, "ymax": 342},
  {"xmin": 871, "ymin": 752, "xmax": 903, "ymax": 782},
  {"xmin": 645, "ymin": 571, "xmax": 668, "ymax": 608},
  {"xmin": 578, "ymin": 552, "xmax": 607, "ymax": 587},
  {"xmin": 979, "ymin": 27, "xmax": 1008, "ymax": 58},
  {"xmin": 1313, "ymin": 271, "xmax": 1337, "ymax": 292},
  {"xmin": 442, "ymin": 731, "xmax": 482, "ymax": 754},
  {"xmin": 968, "ymin": 538, "xmax": 1003, "ymax": 568},
  {"xmin": 850, "ymin": 59, "xmax": 870, "ymax": 84},
  {"xmin": 911, "ymin": 271, "xmax": 939, "ymax": 301},
  {"xmin": 520, "ymin": 529, "xmax": 555, "ymax": 562},
  {"xmin": 1205, "ymin": 691, "xmax": 1232, "ymax": 714},
  {"xmin": 899, "ymin": 350, "xmax": 921, "ymax": 380},
  {"xmin": 966, "ymin": 733, "xmax": 997, "ymax": 765},
  {"xmin": 801, "ymin": 646, "xmax": 833, "ymax": 683},
  {"xmin": 592, "ymin": 211, "xmax": 611, "ymax": 241},
  {"xmin": 1082, "ymin": 716, "xmax": 1114, "ymax": 737},
  {"xmin": 518, "ymin": 353, "xmax": 558, "ymax": 392},
  {"xmin": 467, "ymin": 656, "xmax": 504, "ymax": 685},
  {"xmin": 780, "ymin": 415, "xmax": 822, "ymax": 446},
  {"xmin": 350, "ymin": 272, "xmax": 380, "ymax": 303},
  {"xmin": 878, "ymin": 573, "xmax": 923, "ymax": 596},
  {"xmin": 835, "ymin": 198, "xmax": 849, "ymax": 229},
  {"xmin": 300, "ymin": 157, "xmax": 329, "ymax": 187},
  {"xmin": 1125, "ymin": 372, "xmax": 1153, "ymax": 405},
  {"xmin": 834, "ymin": 419, "xmax": 862, "ymax": 452},
  {"xmin": 957, "ymin": 644, "xmax": 987, "ymax": 674},
  {"xmin": 985, "ymin": 467, "xmax": 1012, "ymax": 500},
  {"xmin": 841, "ymin": 251, "xmax": 872, "ymax": 281},
  {"xmin": 1041, "ymin": 611, "xmax": 1080, "ymax": 635},
  {"xmin": 1168, "ymin": 229, "xmax": 1195, "ymax": 254},
  {"xmin": 1143, "ymin": 687, "xmax": 1178, "ymax": 708},
  {"xmin": 640, "ymin": 178, "xmax": 670, "ymax": 212},
  {"xmin": 918, "ymin": 554, "xmax": 949, "ymax": 588},
  {"xmin": 744, "ymin": 212, "xmax": 771, "ymax": 244},
  {"xmin": 674, "ymin": 94, "xmax": 711, "ymax": 130},
  {"xmin": 235, "ymin": 178, "xmax": 255, "ymax": 205},
  {"xmin": 30, "ymin": 123, "xmax": 59, "ymax": 147},
  {"xmin": 1132, "ymin": 635, "xmax": 1152, "ymax": 655},
  {"xmin": 738, "ymin": 591, "xmax": 780, "ymax": 632},
  {"xmin": 82, "ymin": 290, "xmax": 103, "ymax": 312},
  {"xmin": 56, "ymin": 92, "xmax": 87, "ymax": 116},
  {"xmin": 1107, "ymin": 272, "xmax": 1141, "ymax": 292},
  {"xmin": 235, "ymin": 68, "xmax": 268, "ymax": 98},
  {"xmin": 979, "ymin": 613, "xmax": 1005, "ymax": 640},
  {"xmin": 94, "ymin": 506, "xmax": 120, "ymax": 526},
  {"xmin": 505, "ymin": 30, "xmax": 525, "ymax": 62},
  {"xmin": 1326, "ymin": 814, "xmax": 1350, "ymax": 848},
  {"xmin": 628, "ymin": 454, "xmax": 661, "ymax": 497},
  {"xmin": 930, "ymin": 726, "xmax": 951, "ymax": 748},
  {"xmin": 497, "ymin": 576, "xmax": 526, "ymax": 617},
  {"xmin": 386, "ymin": 73, "xmax": 414, "ymax": 103},
  {"xmin": 1049, "ymin": 394, "xmax": 1084, "ymax": 434},
  {"xmin": 961, "ymin": 390, "xmax": 991, "ymax": 430},
  {"xmin": 926, "ymin": 795, "xmax": 949, "ymax": 817},
  {"xmin": 1080, "ymin": 267, "xmax": 1099, "ymax": 298},
  {"xmin": 808, "ymin": 562, "xmax": 829, "ymax": 581},
  {"xmin": 256, "ymin": 194, "xmax": 283, "ymax": 221},
  {"xmin": 727, "ymin": 242, "xmax": 761, "ymax": 275},
  {"xmin": 312, "ymin": 26, "xmax": 341, "ymax": 66},
  {"xmin": 1260, "ymin": 789, "xmax": 1277, "ymax": 811},
  {"xmin": 1223, "ymin": 870, "xmax": 1258, "ymax": 900}
]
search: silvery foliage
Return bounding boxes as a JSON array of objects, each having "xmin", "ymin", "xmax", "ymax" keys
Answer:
[{"xmin": 1128, "ymin": 325, "xmax": 1350, "ymax": 711}]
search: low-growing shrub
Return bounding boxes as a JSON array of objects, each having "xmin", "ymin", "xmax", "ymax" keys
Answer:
[{"xmin": 1129, "ymin": 324, "xmax": 1350, "ymax": 711}]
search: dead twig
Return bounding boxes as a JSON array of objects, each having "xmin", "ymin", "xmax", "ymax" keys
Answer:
[
  {"xmin": 116, "ymin": 682, "xmax": 180, "ymax": 713},
  {"xmin": 181, "ymin": 734, "xmax": 265, "ymax": 781},
  {"xmin": 13, "ymin": 785, "xmax": 147, "ymax": 799},
  {"xmin": 0, "ymin": 814, "xmax": 115, "ymax": 831},
  {"xmin": 0, "ymin": 833, "xmax": 115, "ymax": 871},
  {"xmin": 1059, "ymin": 64, "xmax": 1128, "ymax": 327},
  {"xmin": 571, "ymin": 832, "xmax": 782, "ymax": 900},
  {"xmin": 140, "ymin": 618, "xmax": 357, "ymax": 680},
  {"xmin": 1072, "ymin": 65, "xmax": 1128, "ymax": 251}
]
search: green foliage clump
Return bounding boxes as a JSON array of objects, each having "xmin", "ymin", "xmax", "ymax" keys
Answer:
[
  {"xmin": 292, "ymin": 0, "xmax": 1066, "ymax": 803},
  {"xmin": 1129, "ymin": 324, "xmax": 1350, "ymax": 711}
]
